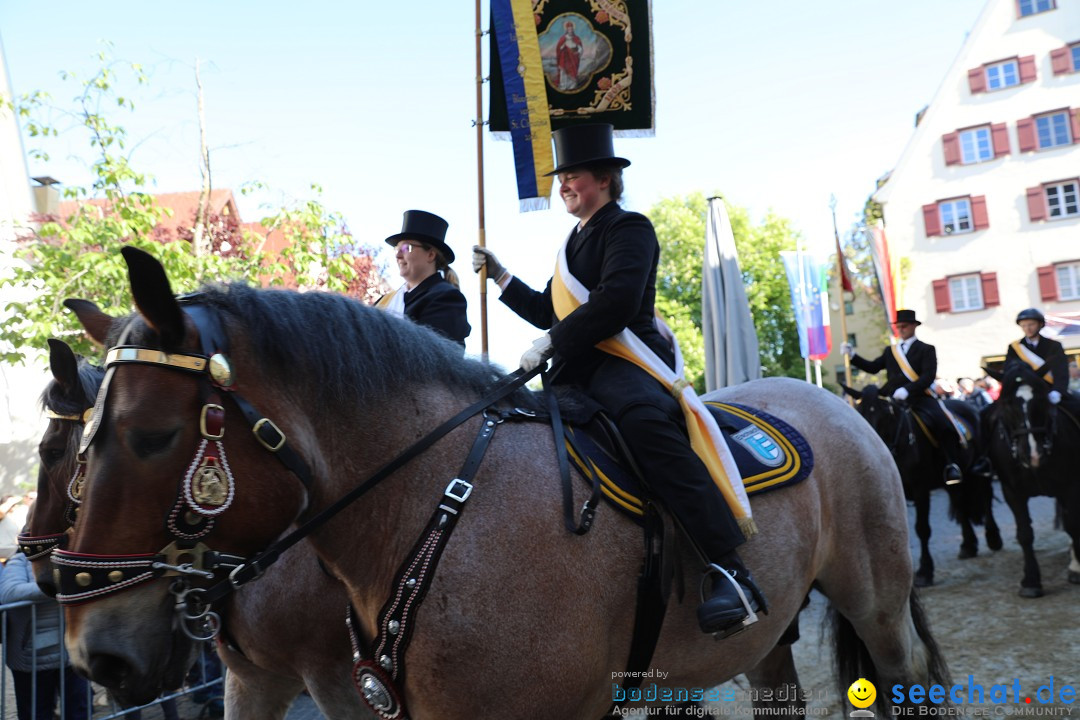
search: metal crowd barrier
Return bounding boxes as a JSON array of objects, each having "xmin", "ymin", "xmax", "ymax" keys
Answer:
[{"xmin": 0, "ymin": 597, "xmax": 224, "ymax": 720}]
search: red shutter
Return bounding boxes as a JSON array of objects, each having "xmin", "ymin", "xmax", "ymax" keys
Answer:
[
  {"xmin": 991, "ymin": 123, "xmax": 1010, "ymax": 156},
  {"xmin": 1072, "ymin": 109, "xmax": 1080, "ymax": 144},
  {"xmin": 933, "ymin": 279, "xmax": 951, "ymax": 313},
  {"xmin": 968, "ymin": 67, "xmax": 986, "ymax": 94},
  {"xmin": 943, "ymin": 132, "xmax": 961, "ymax": 165},
  {"xmin": 923, "ymin": 203, "xmax": 942, "ymax": 237},
  {"xmin": 1051, "ymin": 47, "xmax": 1071, "ymax": 75},
  {"xmin": 1026, "ymin": 186, "xmax": 1047, "ymax": 222},
  {"xmin": 1037, "ymin": 265, "xmax": 1058, "ymax": 302},
  {"xmin": 981, "ymin": 272, "xmax": 1000, "ymax": 308},
  {"xmin": 1018, "ymin": 55, "xmax": 1037, "ymax": 84},
  {"xmin": 1017, "ymin": 118, "xmax": 1037, "ymax": 152},
  {"xmin": 971, "ymin": 196, "xmax": 989, "ymax": 230}
]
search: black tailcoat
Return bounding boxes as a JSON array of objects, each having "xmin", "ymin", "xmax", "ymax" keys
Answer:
[{"xmin": 402, "ymin": 273, "xmax": 470, "ymax": 347}]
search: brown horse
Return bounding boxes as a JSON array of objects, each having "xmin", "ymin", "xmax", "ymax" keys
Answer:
[
  {"xmin": 59, "ymin": 248, "xmax": 946, "ymax": 718},
  {"xmin": 28, "ymin": 333, "xmax": 367, "ymax": 720}
]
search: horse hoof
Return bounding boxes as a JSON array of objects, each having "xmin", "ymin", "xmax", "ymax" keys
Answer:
[
  {"xmin": 1018, "ymin": 586, "xmax": 1044, "ymax": 599},
  {"xmin": 987, "ymin": 534, "xmax": 1003, "ymax": 552},
  {"xmin": 1068, "ymin": 571, "xmax": 1080, "ymax": 585},
  {"xmin": 914, "ymin": 574, "xmax": 933, "ymax": 588},
  {"xmin": 957, "ymin": 546, "xmax": 977, "ymax": 560}
]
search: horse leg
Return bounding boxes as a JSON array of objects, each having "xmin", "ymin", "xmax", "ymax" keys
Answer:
[
  {"xmin": 913, "ymin": 492, "xmax": 934, "ymax": 587},
  {"xmin": 1062, "ymin": 488, "xmax": 1080, "ymax": 585},
  {"xmin": 744, "ymin": 643, "xmax": 804, "ymax": 719},
  {"xmin": 983, "ymin": 477, "xmax": 1003, "ymax": 552},
  {"xmin": 220, "ymin": 646, "xmax": 304, "ymax": 720},
  {"xmin": 957, "ymin": 513, "xmax": 978, "ymax": 560},
  {"xmin": 1005, "ymin": 489, "xmax": 1043, "ymax": 598}
]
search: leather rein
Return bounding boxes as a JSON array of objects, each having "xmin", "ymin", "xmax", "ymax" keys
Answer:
[{"xmin": 50, "ymin": 300, "xmax": 549, "ymax": 641}]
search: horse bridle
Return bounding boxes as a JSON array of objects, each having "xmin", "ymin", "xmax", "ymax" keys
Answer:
[
  {"xmin": 51, "ymin": 299, "xmax": 545, "ymax": 642},
  {"xmin": 999, "ymin": 388, "xmax": 1056, "ymax": 467},
  {"xmin": 862, "ymin": 397, "xmax": 915, "ymax": 457}
]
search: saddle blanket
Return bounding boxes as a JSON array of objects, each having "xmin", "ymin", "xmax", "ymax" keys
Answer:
[
  {"xmin": 910, "ymin": 407, "xmax": 974, "ymax": 448},
  {"xmin": 566, "ymin": 401, "xmax": 814, "ymax": 523}
]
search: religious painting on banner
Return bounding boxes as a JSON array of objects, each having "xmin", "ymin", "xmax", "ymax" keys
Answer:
[{"xmin": 490, "ymin": 0, "xmax": 655, "ymax": 135}]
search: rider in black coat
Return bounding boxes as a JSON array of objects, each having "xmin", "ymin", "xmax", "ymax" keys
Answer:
[
  {"xmin": 472, "ymin": 124, "xmax": 764, "ymax": 637},
  {"xmin": 844, "ymin": 309, "xmax": 964, "ymax": 483},
  {"xmin": 1006, "ymin": 308, "xmax": 1080, "ymax": 418}
]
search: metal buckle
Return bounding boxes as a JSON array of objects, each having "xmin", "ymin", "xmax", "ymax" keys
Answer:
[
  {"xmin": 252, "ymin": 418, "xmax": 286, "ymax": 452},
  {"xmin": 444, "ymin": 478, "xmax": 473, "ymax": 503},
  {"xmin": 200, "ymin": 404, "xmax": 225, "ymax": 440}
]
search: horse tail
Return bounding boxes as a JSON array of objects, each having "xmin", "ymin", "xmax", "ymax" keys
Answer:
[{"xmin": 830, "ymin": 589, "xmax": 949, "ymax": 713}]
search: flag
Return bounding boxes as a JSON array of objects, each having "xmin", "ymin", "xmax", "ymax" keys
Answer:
[
  {"xmin": 834, "ymin": 229, "xmax": 853, "ymax": 294},
  {"xmin": 867, "ymin": 225, "xmax": 899, "ymax": 336},
  {"xmin": 490, "ymin": 0, "xmax": 555, "ymax": 211},
  {"xmin": 490, "ymin": 0, "xmax": 655, "ymax": 136},
  {"xmin": 780, "ymin": 251, "xmax": 832, "ymax": 360},
  {"xmin": 702, "ymin": 197, "xmax": 760, "ymax": 391}
]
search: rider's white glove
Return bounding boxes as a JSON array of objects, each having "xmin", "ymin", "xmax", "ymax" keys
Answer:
[
  {"xmin": 893, "ymin": 387, "xmax": 909, "ymax": 401},
  {"xmin": 840, "ymin": 342, "xmax": 853, "ymax": 358},
  {"xmin": 520, "ymin": 334, "xmax": 554, "ymax": 372},
  {"xmin": 1048, "ymin": 390, "xmax": 1062, "ymax": 405}
]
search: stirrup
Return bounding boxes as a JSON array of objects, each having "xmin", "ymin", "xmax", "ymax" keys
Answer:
[{"xmin": 699, "ymin": 563, "xmax": 759, "ymax": 638}]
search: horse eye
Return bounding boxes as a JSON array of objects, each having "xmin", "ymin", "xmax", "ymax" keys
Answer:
[
  {"xmin": 131, "ymin": 430, "xmax": 179, "ymax": 458},
  {"xmin": 40, "ymin": 447, "xmax": 65, "ymax": 467}
]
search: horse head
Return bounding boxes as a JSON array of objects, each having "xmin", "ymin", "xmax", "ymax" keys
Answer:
[
  {"xmin": 59, "ymin": 248, "xmax": 313, "ymax": 705},
  {"xmin": 996, "ymin": 360, "xmax": 1055, "ymax": 468},
  {"xmin": 22, "ymin": 337, "xmax": 106, "ymax": 590},
  {"xmin": 846, "ymin": 384, "xmax": 916, "ymax": 461}
]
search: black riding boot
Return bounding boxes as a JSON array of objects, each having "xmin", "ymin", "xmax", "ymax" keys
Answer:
[
  {"xmin": 697, "ymin": 551, "xmax": 768, "ymax": 637},
  {"xmin": 943, "ymin": 445, "xmax": 962, "ymax": 485}
]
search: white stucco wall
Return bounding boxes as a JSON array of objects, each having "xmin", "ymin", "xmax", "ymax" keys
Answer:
[{"xmin": 875, "ymin": 0, "xmax": 1080, "ymax": 380}]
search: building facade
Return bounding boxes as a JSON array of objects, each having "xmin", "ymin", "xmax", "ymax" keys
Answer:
[{"xmin": 874, "ymin": 0, "xmax": 1080, "ymax": 380}]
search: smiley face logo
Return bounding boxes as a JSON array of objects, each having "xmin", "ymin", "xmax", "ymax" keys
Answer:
[{"xmin": 847, "ymin": 678, "xmax": 877, "ymax": 709}]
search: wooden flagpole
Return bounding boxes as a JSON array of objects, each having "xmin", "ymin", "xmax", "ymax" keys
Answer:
[
  {"xmin": 830, "ymin": 196, "xmax": 853, "ymax": 405},
  {"xmin": 475, "ymin": 0, "xmax": 489, "ymax": 360}
]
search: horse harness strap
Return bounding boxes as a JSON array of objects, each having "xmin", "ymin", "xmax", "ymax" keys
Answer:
[
  {"xmin": 544, "ymin": 369, "xmax": 600, "ymax": 535},
  {"xmin": 347, "ymin": 409, "xmax": 501, "ymax": 720}
]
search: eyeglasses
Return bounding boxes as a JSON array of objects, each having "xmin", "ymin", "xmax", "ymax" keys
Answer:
[{"xmin": 396, "ymin": 242, "xmax": 430, "ymax": 254}]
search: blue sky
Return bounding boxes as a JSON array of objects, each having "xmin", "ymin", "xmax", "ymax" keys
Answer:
[{"xmin": 0, "ymin": 0, "xmax": 987, "ymax": 369}]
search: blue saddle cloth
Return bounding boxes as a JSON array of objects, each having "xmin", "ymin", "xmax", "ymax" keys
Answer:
[{"xmin": 565, "ymin": 401, "xmax": 814, "ymax": 524}]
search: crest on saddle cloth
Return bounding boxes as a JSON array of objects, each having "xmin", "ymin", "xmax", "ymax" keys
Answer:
[{"xmin": 730, "ymin": 425, "xmax": 785, "ymax": 468}]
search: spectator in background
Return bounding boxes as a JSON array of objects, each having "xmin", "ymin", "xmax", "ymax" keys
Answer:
[
  {"xmin": 959, "ymin": 377, "xmax": 992, "ymax": 410},
  {"xmin": 1069, "ymin": 361, "xmax": 1080, "ymax": 394},
  {"xmin": 0, "ymin": 550, "xmax": 91, "ymax": 720},
  {"xmin": 983, "ymin": 375, "xmax": 1001, "ymax": 402}
]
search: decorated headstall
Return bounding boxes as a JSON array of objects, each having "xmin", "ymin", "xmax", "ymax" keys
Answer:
[
  {"xmin": 51, "ymin": 300, "xmax": 314, "ymax": 639},
  {"xmin": 16, "ymin": 406, "xmax": 95, "ymax": 561}
]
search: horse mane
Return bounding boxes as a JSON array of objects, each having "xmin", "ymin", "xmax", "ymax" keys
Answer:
[
  {"xmin": 39, "ymin": 354, "xmax": 104, "ymax": 417},
  {"xmin": 112, "ymin": 282, "xmax": 538, "ymax": 411},
  {"xmin": 999, "ymin": 360, "xmax": 1048, "ymax": 401}
]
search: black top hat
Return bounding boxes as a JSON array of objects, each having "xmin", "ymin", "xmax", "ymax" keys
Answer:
[
  {"xmin": 384, "ymin": 210, "xmax": 454, "ymax": 264},
  {"xmin": 546, "ymin": 123, "xmax": 631, "ymax": 176},
  {"xmin": 893, "ymin": 309, "xmax": 922, "ymax": 326}
]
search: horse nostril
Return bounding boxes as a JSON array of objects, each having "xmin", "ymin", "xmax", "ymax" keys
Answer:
[{"xmin": 89, "ymin": 653, "xmax": 132, "ymax": 689}]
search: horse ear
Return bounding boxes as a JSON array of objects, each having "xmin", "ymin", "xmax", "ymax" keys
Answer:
[
  {"xmin": 121, "ymin": 246, "xmax": 185, "ymax": 348},
  {"xmin": 983, "ymin": 366, "xmax": 1003, "ymax": 382},
  {"xmin": 840, "ymin": 383, "xmax": 863, "ymax": 400},
  {"xmin": 63, "ymin": 299, "xmax": 113, "ymax": 346},
  {"xmin": 46, "ymin": 339, "xmax": 79, "ymax": 390}
]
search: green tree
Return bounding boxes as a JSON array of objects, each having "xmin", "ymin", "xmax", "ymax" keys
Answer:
[
  {"xmin": 648, "ymin": 193, "xmax": 805, "ymax": 390},
  {"xmin": 0, "ymin": 51, "xmax": 384, "ymax": 364}
]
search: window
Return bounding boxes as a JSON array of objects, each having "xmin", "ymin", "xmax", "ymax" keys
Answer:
[
  {"xmin": 1074, "ymin": 45, "xmax": 1080, "ymax": 71},
  {"xmin": 949, "ymin": 275, "xmax": 984, "ymax": 312},
  {"xmin": 959, "ymin": 127, "xmax": 993, "ymax": 163},
  {"xmin": 940, "ymin": 199, "xmax": 972, "ymax": 234},
  {"xmin": 847, "ymin": 333, "xmax": 857, "ymax": 347},
  {"xmin": 844, "ymin": 300, "xmax": 854, "ymax": 316},
  {"xmin": 1056, "ymin": 262, "xmax": 1080, "ymax": 301},
  {"xmin": 1018, "ymin": 0, "xmax": 1054, "ymax": 16},
  {"xmin": 986, "ymin": 60, "xmax": 1019, "ymax": 90},
  {"xmin": 1046, "ymin": 181, "xmax": 1079, "ymax": 218},
  {"xmin": 1035, "ymin": 111, "xmax": 1072, "ymax": 149}
]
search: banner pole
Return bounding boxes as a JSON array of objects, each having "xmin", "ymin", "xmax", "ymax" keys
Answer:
[
  {"xmin": 830, "ymin": 197, "xmax": 853, "ymax": 405},
  {"xmin": 475, "ymin": 0, "xmax": 489, "ymax": 361}
]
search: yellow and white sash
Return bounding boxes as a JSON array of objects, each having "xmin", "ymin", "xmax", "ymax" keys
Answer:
[
  {"xmin": 1010, "ymin": 340, "xmax": 1053, "ymax": 384},
  {"xmin": 374, "ymin": 284, "xmax": 406, "ymax": 317},
  {"xmin": 550, "ymin": 238, "xmax": 755, "ymax": 536},
  {"xmin": 891, "ymin": 342, "xmax": 968, "ymax": 447}
]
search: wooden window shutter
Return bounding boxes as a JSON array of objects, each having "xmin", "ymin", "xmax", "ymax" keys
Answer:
[
  {"xmin": 1018, "ymin": 55, "xmax": 1037, "ymax": 84},
  {"xmin": 1037, "ymin": 265, "xmax": 1058, "ymax": 302},
  {"xmin": 1026, "ymin": 186, "xmax": 1047, "ymax": 222},
  {"xmin": 971, "ymin": 196, "xmax": 990, "ymax": 230},
  {"xmin": 968, "ymin": 67, "xmax": 986, "ymax": 94},
  {"xmin": 923, "ymin": 203, "xmax": 942, "ymax": 237},
  {"xmin": 981, "ymin": 272, "xmax": 1000, "ymax": 307},
  {"xmin": 933, "ymin": 279, "xmax": 951, "ymax": 313},
  {"xmin": 1072, "ymin": 109, "xmax": 1080, "ymax": 144},
  {"xmin": 1051, "ymin": 47, "xmax": 1071, "ymax": 75},
  {"xmin": 943, "ymin": 132, "xmax": 961, "ymax": 165},
  {"xmin": 1017, "ymin": 118, "xmax": 1037, "ymax": 152},
  {"xmin": 991, "ymin": 123, "xmax": 1010, "ymax": 156}
]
